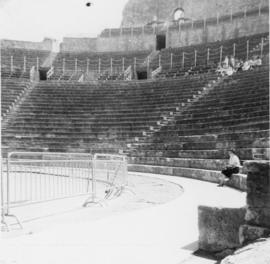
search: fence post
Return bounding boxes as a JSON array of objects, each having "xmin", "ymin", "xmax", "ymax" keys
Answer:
[
  {"xmin": 233, "ymin": 43, "xmax": 236, "ymax": 57},
  {"xmin": 244, "ymin": 7, "xmax": 247, "ymax": 18},
  {"xmin": 110, "ymin": 58, "xmax": 113, "ymax": 74},
  {"xmin": 207, "ymin": 48, "xmax": 210, "ymax": 65},
  {"xmin": 203, "ymin": 18, "xmax": 206, "ymax": 30},
  {"xmin": 120, "ymin": 27, "xmax": 123, "ymax": 37},
  {"xmin": 10, "ymin": 56, "xmax": 13, "ymax": 72},
  {"xmin": 98, "ymin": 58, "xmax": 101, "ymax": 74},
  {"xmin": 91, "ymin": 160, "xmax": 96, "ymax": 202},
  {"xmin": 147, "ymin": 56, "xmax": 150, "ymax": 72},
  {"xmin": 62, "ymin": 58, "xmax": 65, "ymax": 73},
  {"xmin": 122, "ymin": 57, "xmax": 125, "ymax": 72},
  {"xmin": 1, "ymin": 155, "xmax": 6, "ymax": 228},
  {"xmin": 259, "ymin": 4, "xmax": 261, "ymax": 16},
  {"xmin": 246, "ymin": 40, "xmax": 249, "ymax": 60},
  {"xmin": 86, "ymin": 58, "xmax": 89, "ymax": 73},
  {"xmin": 134, "ymin": 57, "xmax": 137, "ymax": 72},
  {"xmin": 182, "ymin": 52, "xmax": 185, "ymax": 68},
  {"xmin": 142, "ymin": 26, "xmax": 144, "ymax": 37},
  {"xmin": 36, "ymin": 57, "xmax": 39, "ymax": 70},
  {"xmin": 23, "ymin": 56, "xmax": 26, "ymax": 72},
  {"xmin": 159, "ymin": 54, "xmax": 161, "ymax": 68},
  {"xmin": 75, "ymin": 58, "xmax": 78, "ymax": 73},
  {"xmin": 230, "ymin": 7, "xmax": 233, "ymax": 21},
  {"xmin": 219, "ymin": 46, "xmax": 223, "ymax": 64},
  {"xmin": 261, "ymin": 38, "xmax": 264, "ymax": 57},
  {"xmin": 6, "ymin": 156, "xmax": 10, "ymax": 215},
  {"xmin": 194, "ymin": 50, "xmax": 197, "ymax": 67},
  {"xmin": 191, "ymin": 19, "xmax": 194, "ymax": 29},
  {"xmin": 217, "ymin": 13, "xmax": 219, "ymax": 25},
  {"xmin": 170, "ymin": 53, "xmax": 173, "ymax": 69},
  {"xmin": 109, "ymin": 28, "xmax": 112, "ymax": 38}
]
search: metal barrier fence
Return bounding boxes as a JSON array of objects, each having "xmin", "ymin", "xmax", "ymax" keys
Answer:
[{"xmin": 1, "ymin": 152, "xmax": 128, "ymax": 231}]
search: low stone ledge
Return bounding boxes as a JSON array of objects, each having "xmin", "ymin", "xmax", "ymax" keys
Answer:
[
  {"xmin": 227, "ymin": 173, "xmax": 247, "ymax": 191},
  {"xmin": 198, "ymin": 206, "xmax": 246, "ymax": 252},
  {"xmin": 128, "ymin": 164, "xmax": 247, "ymax": 191}
]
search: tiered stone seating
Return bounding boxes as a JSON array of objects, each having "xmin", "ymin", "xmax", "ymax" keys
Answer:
[
  {"xmin": 152, "ymin": 33, "xmax": 269, "ymax": 79},
  {"xmin": 128, "ymin": 66, "xmax": 269, "ymax": 187},
  {"xmin": 1, "ymin": 79, "xmax": 30, "ymax": 117},
  {"xmin": 1, "ymin": 48, "xmax": 50, "ymax": 79},
  {"xmin": 1, "ymin": 73, "xmax": 216, "ymax": 154},
  {"xmin": 50, "ymin": 50, "xmax": 150, "ymax": 80}
]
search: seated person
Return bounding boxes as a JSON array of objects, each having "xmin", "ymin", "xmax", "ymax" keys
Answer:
[
  {"xmin": 218, "ymin": 149, "xmax": 241, "ymax": 187},
  {"xmin": 253, "ymin": 56, "xmax": 262, "ymax": 67},
  {"xmin": 229, "ymin": 56, "xmax": 236, "ymax": 68},
  {"xmin": 242, "ymin": 60, "xmax": 251, "ymax": 71},
  {"xmin": 235, "ymin": 60, "xmax": 244, "ymax": 72}
]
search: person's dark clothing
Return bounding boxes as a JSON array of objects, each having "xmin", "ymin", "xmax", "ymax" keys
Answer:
[{"xmin": 221, "ymin": 167, "xmax": 239, "ymax": 179}]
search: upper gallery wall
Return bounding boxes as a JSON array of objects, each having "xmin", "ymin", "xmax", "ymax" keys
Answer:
[{"xmin": 121, "ymin": 0, "xmax": 268, "ymax": 26}]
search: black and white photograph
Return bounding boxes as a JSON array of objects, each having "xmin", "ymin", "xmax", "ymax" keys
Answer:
[{"xmin": 0, "ymin": 0, "xmax": 269, "ymax": 263}]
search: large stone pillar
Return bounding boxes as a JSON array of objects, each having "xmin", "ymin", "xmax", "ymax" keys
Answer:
[{"xmin": 240, "ymin": 161, "xmax": 270, "ymax": 245}]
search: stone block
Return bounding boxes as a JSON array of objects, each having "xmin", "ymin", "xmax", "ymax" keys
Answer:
[
  {"xmin": 244, "ymin": 161, "xmax": 270, "ymax": 228},
  {"xmin": 239, "ymin": 224, "xmax": 270, "ymax": 245},
  {"xmin": 198, "ymin": 206, "xmax": 246, "ymax": 252},
  {"xmin": 245, "ymin": 207, "xmax": 270, "ymax": 228}
]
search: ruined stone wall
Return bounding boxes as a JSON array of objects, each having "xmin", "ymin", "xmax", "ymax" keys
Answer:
[
  {"xmin": 60, "ymin": 37, "xmax": 97, "ymax": 52},
  {"xmin": 122, "ymin": 0, "xmax": 269, "ymax": 27},
  {"xmin": 1, "ymin": 38, "xmax": 55, "ymax": 51},
  {"xmin": 96, "ymin": 34, "xmax": 155, "ymax": 52},
  {"xmin": 96, "ymin": 11, "xmax": 268, "ymax": 52},
  {"xmin": 168, "ymin": 12, "xmax": 269, "ymax": 48}
]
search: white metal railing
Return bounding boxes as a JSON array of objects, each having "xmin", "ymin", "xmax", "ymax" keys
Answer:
[
  {"xmin": 46, "ymin": 66, "xmax": 54, "ymax": 79},
  {"xmin": 1, "ymin": 152, "xmax": 128, "ymax": 231},
  {"xmin": 124, "ymin": 65, "xmax": 132, "ymax": 80},
  {"xmin": 78, "ymin": 74, "xmax": 84, "ymax": 82},
  {"xmin": 151, "ymin": 66, "xmax": 162, "ymax": 79}
]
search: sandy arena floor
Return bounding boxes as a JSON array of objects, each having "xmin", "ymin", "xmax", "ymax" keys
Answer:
[{"xmin": 0, "ymin": 172, "xmax": 246, "ymax": 264}]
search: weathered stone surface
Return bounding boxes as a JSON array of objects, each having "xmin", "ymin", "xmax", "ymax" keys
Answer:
[
  {"xmin": 221, "ymin": 238, "xmax": 270, "ymax": 264},
  {"xmin": 198, "ymin": 206, "xmax": 246, "ymax": 252},
  {"xmin": 239, "ymin": 224, "xmax": 270, "ymax": 245},
  {"xmin": 244, "ymin": 161, "xmax": 270, "ymax": 228},
  {"xmin": 245, "ymin": 207, "xmax": 270, "ymax": 228}
]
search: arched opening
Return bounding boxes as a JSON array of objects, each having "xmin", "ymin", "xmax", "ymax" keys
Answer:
[{"xmin": 173, "ymin": 7, "xmax": 184, "ymax": 21}]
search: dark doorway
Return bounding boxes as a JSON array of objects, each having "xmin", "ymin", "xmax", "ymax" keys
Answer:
[
  {"xmin": 137, "ymin": 71, "xmax": 148, "ymax": 80},
  {"xmin": 39, "ymin": 67, "xmax": 49, "ymax": 81},
  {"xmin": 156, "ymin": 34, "xmax": 166, "ymax": 50}
]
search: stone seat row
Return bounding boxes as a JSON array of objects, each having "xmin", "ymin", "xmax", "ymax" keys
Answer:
[
  {"xmin": 147, "ymin": 130, "xmax": 269, "ymax": 144},
  {"xmin": 130, "ymin": 147, "xmax": 266, "ymax": 161},
  {"xmin": 3, "ymin": 121, "xmax": 269, "ymax": 147},
  {"xmin": 6, "ymin": 109, "xmax": 267, "ymax": 133},
  {"xmin": 133, "ymin": 138, "xmax": 269, "ymax": 153}
]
